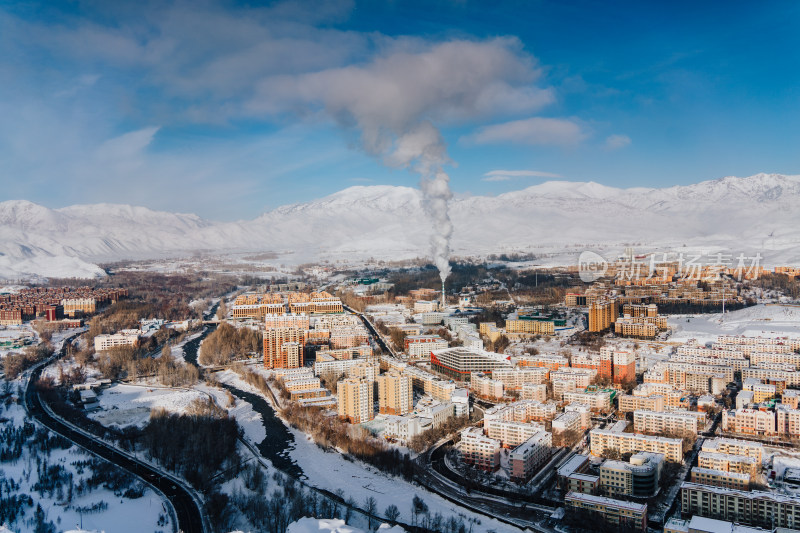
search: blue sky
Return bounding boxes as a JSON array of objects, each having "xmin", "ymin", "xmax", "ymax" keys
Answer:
[{"xmin": 1, "ymin": 0, "xmax": 798, "ymax": 219}]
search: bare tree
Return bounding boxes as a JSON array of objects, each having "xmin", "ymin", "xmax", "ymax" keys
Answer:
[
  {"xmin": 385, "ymin": 504, "xmax": 400, "ymax": 522},
  {"xmin": 365, "ymin": 496, "xmax": 377, "ymax": 530}
]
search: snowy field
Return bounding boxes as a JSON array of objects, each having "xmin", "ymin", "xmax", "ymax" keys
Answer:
[
  {"xmin": 89, "ymin": 383, "xmax": 207, "ymax": 428},
  {"xmin": 0, "ymin": 392, "xmax": 171, "ymax": 533},
  {"xmin": 86, "ymin": 381, "xmax": 267, "ymax": 446},
  {"xmin": 668, "ymin": 304, "xmax": 800, "ymax": 345}
]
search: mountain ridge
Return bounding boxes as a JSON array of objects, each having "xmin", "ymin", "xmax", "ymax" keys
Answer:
[{"xmin": 1, "ymin": 172, "xmax": 798, "ymax": 279}]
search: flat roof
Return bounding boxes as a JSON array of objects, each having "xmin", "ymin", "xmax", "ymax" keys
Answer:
[
  {"xmin": 565, "ymin": 491, "xmax": 647, "ymax": 512},
  {"xmin": 557, "ymin": 454, "xmax": 590, "ymax": 477}
]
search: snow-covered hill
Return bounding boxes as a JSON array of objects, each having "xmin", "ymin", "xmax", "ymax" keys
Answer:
[{"xmin": 1, "ymin": 173, "xmax": 799, "ymax": 279}]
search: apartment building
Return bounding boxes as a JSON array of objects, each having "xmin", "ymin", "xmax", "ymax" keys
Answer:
[
  {"xmin": 505, "ymin": 318, "xmax": 555, "ymax": 335},
  {"xmin": 680, "ymin": 482, "xmax": 800, "ymax": 529},
  {"xmin": 571, "ymin": 353, "xmax": 607, "ymax": 378},
  {"xmin": 491, "ymin": 367, "xmax": 550, "ymax": 388},
  {"xmin": 777, "ymin": 405, "xmax": 800, "ymax": 436},
  {"xmin": 471, "ymin": 373, "xmax": 504, "ymax": 399},
  {"xmin": 697, "ymin": 452, "xmax": 759, "ymax": 477},
  {"xmin": 634, "ymin": 410, "xmax": 700, "ymax": 436},
  {"xmin": 415, "ymin": 396, "xmax": 455, "ymax": 428},
  {"xmin": 283, "ymin": 376, "xmax": 322, "ymax": 392},
  {"xmin": 690, "ymin": 467, "xmax": 750, "ymax": 491},
  {"xmin": 671, "ymin": 354, "xmax": 751, "ymax": 372},
  {"xmin": 565, "ymin": 293, "xmax": 597, "ymax": 307},
  {"xmin": 563, "ymin": 390, "xmax": 613, "ymax": 412},
  {"xmin": 702, "ymin": 438, "xmax": 763, "ymax": 462},
  {"xmin": 551, "ymin": 367, "xmax": 597, "ymax": 388},
  {"xmin": 589, "ymin": 429, "xmax": 683, "ymax": 462},
  {"xmin": 722, "ymin": 408, "xmax": 776, "ymax": 435},
  {"xmin": 484, "ymin": 419, "xmax": 544, "ymax": 447},
  {"xmin": 62, "ymin": 297, "xmax": 97, "ymax": 318},
  {"xmin": 347, "ymin": 362, "xmax": 379, "ymax": 383},
  {"xmin": 599, "ymin": 452, "xmax": 664, "ymax": 497},
  {"xmin": 619, "ymin": 394, "xmax": 665, "ymax": 413},
  {"xmin": 565, "ymin": 403, "xmax": 592, "ymax": 429},
  {"xmin": 264, "ymin": 327, "xmax": 307, "ymax": 369},
  {"xmin": 614, "ymin": 317, "xmax": 657, "ymax": 339},
  {"xmin": 743, "ymin": 379, "xmax": 778, "ymax": 403},
  {"xmin": 588, "ymin": 300, "xmax": 618, "ymax": 333},
  {"xmin": 264, "ymin": 313, "xmax": 310, "ymax": 330},
  {"xmin": 512, "ymin": 354, "xmax": 568, "ymax": 371},
  {"xmin": 316, "ymin": 345, "xmax": 373, "ymax": 361},
  {"xmin": 742, "ymin": 367, "xmax": 800, "ymax": 387},
  {"xmin": 94, "ymin": 329, "xmax": 140, "ymax": 352},
  {"xmin": 552, "ymin": 411, "xmax": 582, "ymax": 435},
  {"xmin": 553, "ymin": 379, "xmax": 578, "ymax": 401},
  {"xmin": 564, "ymin": 492, "xmax": 647, "ymax": 532},
  {"xmin": 715, "ymin": 335, "xmax": 800, "ymax": 353},
  {"xmin": 751, "ymin": 352, "xmax": 800, "ymax": 369},
  {"xmin": 632, "ymin": 383, "xmax": 687, "ymax": 408},
  {"xmin": 314, "ymin": 357, "xmax": 365, "ymax": 376},
  {"xmin": 621, "ymin": 303, "xmax": 658, "ymax": 318},
  {"xmin": 509, "ymin": 430, "xmax": 552, "ymax": 481},
  {"xmin": 407, "ymin": 338, "xmax": 448, "ymax": 359},
  {"xmin": 783, "ymin": 389, "xmax": 800, "ymax": 409},
  {"xmin": 376, "ymin": 372, "xmax": 413, "ymax": 415},
  {"xmin": 430, "ymin": 347, "xmax": 511, "ymax": 381},
  {"xmin": 459, "ymin": 427, "xmax": 500, "ymax": 471},
  {"xmin": 521, "ymin": 383, "xmax": 547, "ymax": 402},
  {"xmin": 337, "ymin": 378, "xmax": 374, "ymax": 424},
  {"xmin": 612, "ymin": 350, "xmax": 636, "ymax": 383}
]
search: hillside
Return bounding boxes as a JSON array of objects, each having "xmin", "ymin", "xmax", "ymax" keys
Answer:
[{"xmin": 1, "ymin": 173, "xmax": 798, "ymax": 279}]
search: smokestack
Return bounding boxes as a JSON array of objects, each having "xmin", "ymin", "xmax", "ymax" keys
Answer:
[{"xmin": 442, "ymin": 279, "xmax": 446, "ymax": 310}]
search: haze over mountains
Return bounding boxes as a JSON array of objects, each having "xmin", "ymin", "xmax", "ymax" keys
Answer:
[{"xmin": 1, "ymin": 173, "xmax": 798, "ymax": 280}]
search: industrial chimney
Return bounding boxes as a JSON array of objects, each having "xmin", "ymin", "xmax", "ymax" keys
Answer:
[{"xmin": 441, "ymin": 279, "xmax": 446, "ymax": 311}]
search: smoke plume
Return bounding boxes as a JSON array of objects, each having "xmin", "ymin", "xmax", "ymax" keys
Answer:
[
  {"xmin": 251, "ymin": 38, "xmax": 550, "ymax": 280},
  {"xmin": 387, "ymin": 122, "xmax": 453, "ymax": 280}
]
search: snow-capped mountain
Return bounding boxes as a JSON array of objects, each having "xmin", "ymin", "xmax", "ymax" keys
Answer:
[{"xmin": 1, "ymin": 173, "xmax": 798, "ymax": 279}]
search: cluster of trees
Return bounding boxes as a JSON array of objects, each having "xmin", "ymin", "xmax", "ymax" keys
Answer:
[
  {"xmin": 93, "ymin": 345, "xmax": 198, "ymax": 387},
  {"xmin": 752, "ymin": 273, "xmax": 800, "ymax": 298},
  {"xmin": 142, "ymin": 399, "xmax": 240, "ymax": 488},
  {"xmin": 199, "ymin": 322, "xmax": 262, "ymax": 365},
  {"xmin": 31, "ymin": 320, "xmax": 72, "ymax": 343},
  {"xmin": 484, "ymin": 334, "xmax": 509, "ymax": 353},
  {"xmin": 280, "ymin": 402, "xmax": 415, "ymax": 479},
  {"xmin": 571, "ymin": 331, "xmax": 607, "ymax": 350},
  {"xmin": 2, "ymin": 342, "xmax": 53, "ymax": 379},
  {"xmin": 229, "ymin": 456, "xmax": 475, "ymax": 533},
  {"xmin": 552, "ymin": 429, "xmax": 583, "ymax": 448},
  {"xmin": 408, "ymin": 416, "xmax": 470, "ymax": 453},
  {"xmin": 659, "ymin": 300, "xmax": 751, "ymax": 314}
]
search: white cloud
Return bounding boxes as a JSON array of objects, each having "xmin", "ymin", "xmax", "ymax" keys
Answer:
[
  {"xmin": 249, "ymin": 38, "xmax": 553, "ymax": 152},
  {"xmin": 467, "ymin": 117, "xmax": 586, "ymax": 146},
  {"xmin": 482, "ymin": 169, "xmax": 562, "ymax": 182},
  {"xmin": 605, "ymin": 134, "xmax": 631, "ymax": 149}
]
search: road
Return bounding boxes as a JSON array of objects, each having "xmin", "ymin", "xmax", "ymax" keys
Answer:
[
  {"xmin": 343, "ymin": 304, "xmax": 398, "ymax": 357},
  {"xmin": 23, "ymin": 335, "xmax": 208, "ymax": 533}
]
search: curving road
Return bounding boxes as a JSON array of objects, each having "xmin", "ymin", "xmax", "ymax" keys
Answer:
[{"xmin": 23, "ymin": 336, "xmax": 207, "ymax": 533}]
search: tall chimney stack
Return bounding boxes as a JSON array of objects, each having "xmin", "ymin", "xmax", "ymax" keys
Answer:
[{"xmin": 441, "ymin": 279, "xmax": 446, "ymax": 310}]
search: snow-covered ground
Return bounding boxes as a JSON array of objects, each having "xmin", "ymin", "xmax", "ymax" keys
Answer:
[
  {"xmin": 0, "ymin": 324, "xmax": 37, "ymax": 357},
  {"xmin": 668, "ymin": 304, "xmax": 800, "ymax": 345},
  {"xmin": 0, "ymin": 391, "xmax": 171, "ymax": 533},
  {"xmin": 286, "ymin": 517, "xmax": 405, "ymax": 533},
  {"xmin": 89, "ymin": 383, "xmax": 207, "ymax": 428}
]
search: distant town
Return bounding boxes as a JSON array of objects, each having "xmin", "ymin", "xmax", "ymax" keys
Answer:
[{"xmin": 2, "ymin": 256, "xmax": 800, "ymax": 533}]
